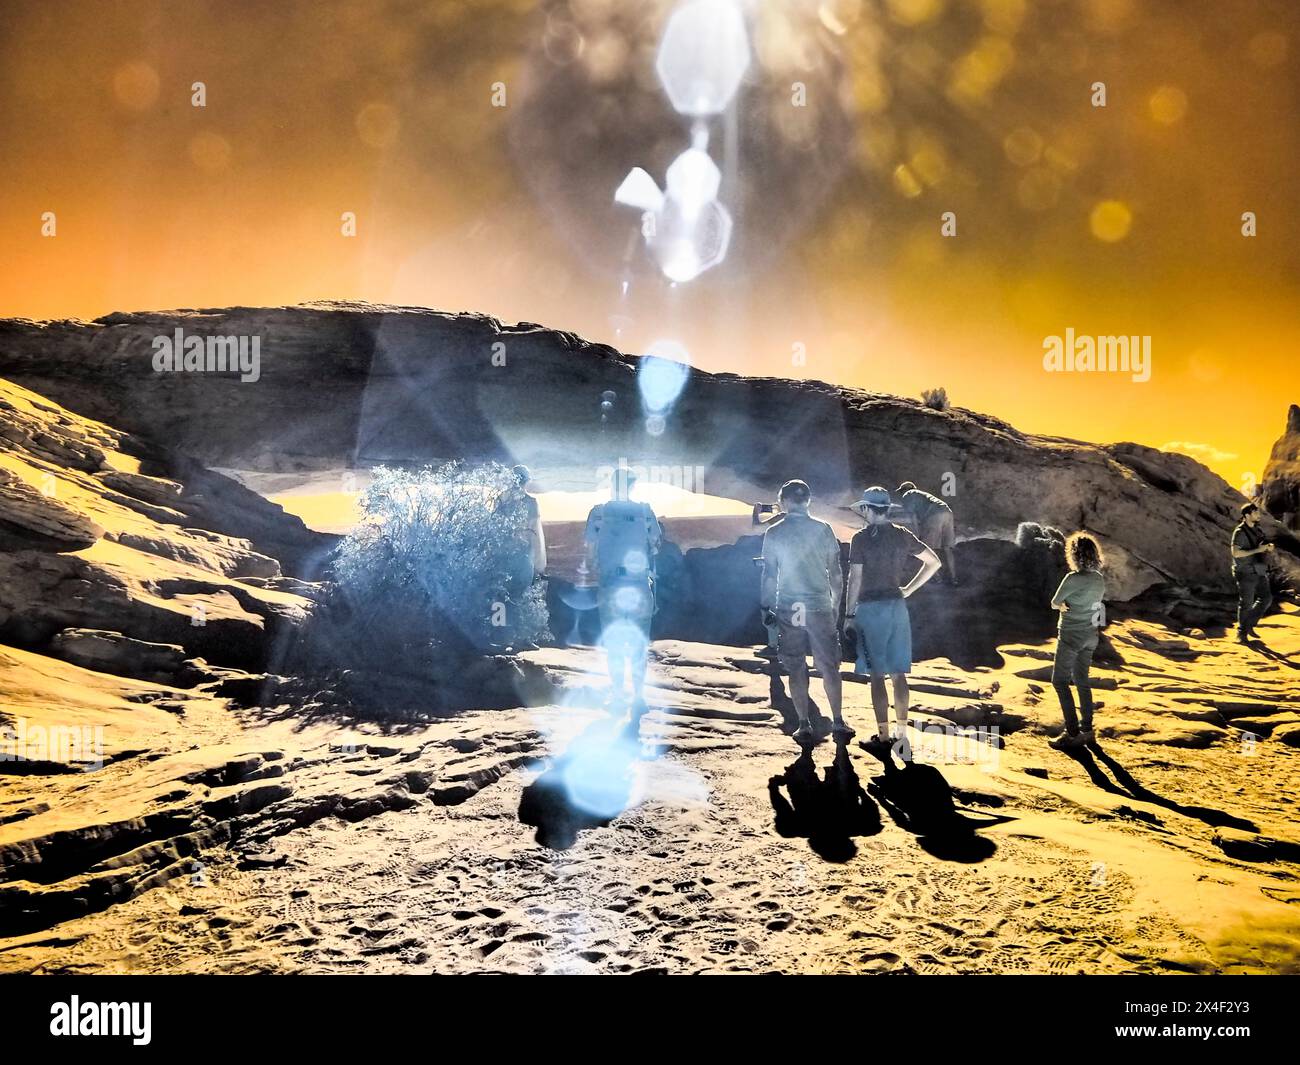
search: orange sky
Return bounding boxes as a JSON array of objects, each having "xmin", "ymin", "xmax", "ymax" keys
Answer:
[{"xmin": 1, "ymin": 0, "xmax": 1296, "ymax": 489}]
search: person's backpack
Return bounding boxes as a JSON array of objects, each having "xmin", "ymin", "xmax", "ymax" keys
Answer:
[{"xmin": 592, "ymin": 500, "xmax": 657, "ymax": 582}]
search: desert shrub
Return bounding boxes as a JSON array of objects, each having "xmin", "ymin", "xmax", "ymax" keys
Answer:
[
  {"xmin": 1014, "ymin": 521, "xmax": 1046, "ymax": 548},
  {"xmin": 304, "ymin": 462, "xmax": 548, "ymax": 682},
  {"xmin": 1015, "ymin": 520, "xmax": 1069, "ymax": 605},
  {"xmin": 921, "ymin": 386, "xmax": 950, "ymax": 411}
]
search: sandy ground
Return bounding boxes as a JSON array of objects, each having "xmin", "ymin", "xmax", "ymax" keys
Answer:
[{"xmin": 2, "ymin": 610, "xmax": 1299, "ymax": 975}]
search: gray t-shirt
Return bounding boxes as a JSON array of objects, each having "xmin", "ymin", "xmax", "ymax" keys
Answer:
[
  {"xmin": 1231, "ymin": 522, "xmax": 1268, "ymax": 574},
  {"xmin": 899, "ymin": 488, "xmax": 949, "ymax": 524},
  {"xmin": 1052, "ymin": 570, "xmax": 1105, "ymax": 632},
  {"xmin": 761, "ymin": 513, "xmax": 841, "ymax": 613}
]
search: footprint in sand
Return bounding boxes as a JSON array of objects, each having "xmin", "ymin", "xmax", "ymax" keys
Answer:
[{"xmin": 891, "ymin": 884, "xmax": 922, "ymax": 914}]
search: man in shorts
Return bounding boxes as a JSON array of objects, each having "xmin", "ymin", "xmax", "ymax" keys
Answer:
[
  {"xmin": 846, "ymin": 486, "xmax": 942, "ymax": 751},
  {"xmin": 896, "ymin": 481, "xmax": 958, "ymax": 585},
  {"xmin": 760, "ymin": 479, "xmax": 848, "ymax": 746}
]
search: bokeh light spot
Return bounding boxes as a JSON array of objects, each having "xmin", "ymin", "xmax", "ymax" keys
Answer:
[
  {"xmin": 1148, "ymin": 86, "xmax": 1187, "ymax": 125},
  {"xmin": 356, "ymin": 102, "xmax": 400, "ymax": 148},
  {"xmin": 112, "ymin": 62, "xmax": 160, "ymax": 111},
  {"xmin": 948, "ymin": 36, "xmax": 1015, "ymax": 103},
  {"xmin": 1090, "ymin": 200, "xmax": 1132, "ymax": 242},
  {"xmin": 189, "ymin": 132, "xmax": 232, "ymax": 172},
  {"xmin": 543, "ymin": 16, "xmax": 584, "ymax": 66},
  {"xmin": 818, "ymin": 0, "xmax": 863, "ymax": 36},
  {"xmin": 1003, "ymin": 127, "xmax": 1043, "ymax": 167},
  {"xmin": 887, "ymin": 0, "xmax": 946, "ymax": 27},
  {"xmin": 892, "ymin": 163, "xmax": 923, "ymax": 199}
]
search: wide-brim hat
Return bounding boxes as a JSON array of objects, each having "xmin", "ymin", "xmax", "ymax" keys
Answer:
[{"xmin": 849, "ymin": 485, "xmax": 892, "ymax": 514}]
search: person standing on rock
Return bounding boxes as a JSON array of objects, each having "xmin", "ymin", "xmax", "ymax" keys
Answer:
[
  {"xmin": 494, "ymin": 464, "xmax": 548, "ymax": 653},
  {"xmin": 584, "ymin": 467, "xmax": 662, "ymax": 711},
  {"xmin": 845, "ymin": 487, "xmax": 941, "ymax": 753},
  {"xmin": 1231, "ymin": 501, "xmax": 1274, "ymax": 643},
  {"xmin": 1047, "ymin": 533, "xmax": 1106, "ymax": 750},
  {"xmin": 896, "ymin": 481, "xmax": 958, "ymax": 585},
  {"xmin": 511, "ymin": 464, "xmax": 548, "ymax": 581},
  {"xmin": 760, "ymin": 479, "xmax": 850, "ymax": 746}
]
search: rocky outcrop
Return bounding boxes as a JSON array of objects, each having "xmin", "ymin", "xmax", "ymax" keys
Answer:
[
  {"xmin": 4, "ymin": 616, "xmax": 1300, "ymax": 961},
  {"xmin": 0, "ymin": 468, "xmax": 104, "ymax": 551},
  {"xmin": 0, "ymin": 303, "xmax": 1254, "ymax": 600},
  {"xmin": 49, "ymin": 629, "xmax": 210, "ymax": 688},
  {"xmin": 1263, "ymin": 404, "xmax": 1300, "ymax": 528},
  {"xmin": 1256, "ymin": 404, "xmax": 1300, "ymax": 590},
  {"xmin": 0, "ymin": 379, "xmax": 332, "ymax": 672}
]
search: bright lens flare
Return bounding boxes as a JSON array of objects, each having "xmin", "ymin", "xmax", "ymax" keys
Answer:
[{"xmin": 638, "ymin": 340, "xmax": 692, "ymax": 414}]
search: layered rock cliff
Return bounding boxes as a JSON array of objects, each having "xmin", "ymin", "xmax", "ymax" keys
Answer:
[
  {"xmin": 0, "ymin": 303, "xmax": 1259, "ymax": 599},
  {"xmin": 0, "ymin": 378, "xmax": 331, "ymax": 676},
  {"xmin": 1263, "ymin": 403, "xmax": 1300, "ymax": 527}
]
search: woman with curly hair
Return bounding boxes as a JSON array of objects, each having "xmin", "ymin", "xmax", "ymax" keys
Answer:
[{"xmin": 1048, "ymin": 532, "xmax": 1106, "ymax": 750}]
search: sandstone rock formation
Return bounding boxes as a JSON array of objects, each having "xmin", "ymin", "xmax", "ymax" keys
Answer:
[
  {"xmin": 1263, "ymin": 403, "xmax": 1300, "ymax": 528},
  {"xmin": 3, "ymin": 619, "xmax": 1299, "ymax": 966},
  {"xmin": 0, "ymin": 360, "xmax": 1297, "ymax": 971},
  {"xmin": 0, "ymin": 379, "xmax": 331, "ymax": 674},
  {"xmin": 0, "ymin": 304, "xmax": 1256, "ymax": 600},
  {"xmin": 49, "ymin": 629, "xmax": 210, "ymax": 688}
]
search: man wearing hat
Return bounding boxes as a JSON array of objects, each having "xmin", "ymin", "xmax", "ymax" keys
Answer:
[
  {"xmin": 846, "ymin": 486, "xmax": 942, "ymax": 750},
  {"xmin": 896, "ymin": 481, "xmax": 958, "ymax": 586}
]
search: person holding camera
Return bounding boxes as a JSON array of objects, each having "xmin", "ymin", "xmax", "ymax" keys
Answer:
[{"xmin": 1232, "ymin": 501, "xmax": 1274, "ymax": 643}]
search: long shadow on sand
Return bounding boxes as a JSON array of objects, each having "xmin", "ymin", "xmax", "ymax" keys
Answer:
[
  {"xmin": 859, "ymin": 745, "xmax": 1012, "ymax": 863},
  {"xmin": 1248, "ymin": 638, "xmax": 1299, "ymax": 670},
  {"xmin": 518, "ymin": 708, "xmax": 650, "ymax": 850},
  {"xmin": 1059, "ymin": 744, "xmax": 1258, "ymax": 832},
  {"xmin": 768, "ymin": 738, "xmax": 882, "ymax": 861}
]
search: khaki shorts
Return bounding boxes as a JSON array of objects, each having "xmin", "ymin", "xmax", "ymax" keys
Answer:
[
  {"xmin": 921, "ymin": 509, "xmax": 956, "ymax": 551},
  {"xmin": 776, "ymin": 606, "xmax": 840, "ymax": 674}
]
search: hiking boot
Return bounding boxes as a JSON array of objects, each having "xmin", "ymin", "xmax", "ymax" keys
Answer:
[
  {"xmin": 1049, "ymin": 732, "xmax": 1085, "ymax": 751},
  {"xmin": 1079, "ymin": 729, "xmax": 1097, "ymax": 747},
  {"xmin": 792, "ymin": 724, "xmax": 817, "ymax": 746},
  {"xmin": 831, "ymin": 720, "xmax": 856, "ymax": 740}
]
